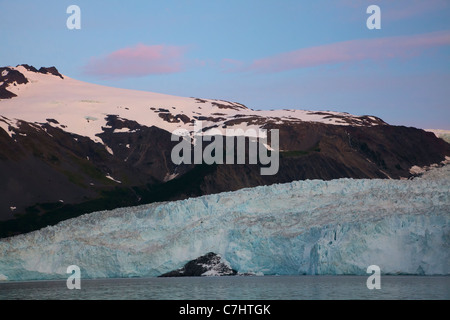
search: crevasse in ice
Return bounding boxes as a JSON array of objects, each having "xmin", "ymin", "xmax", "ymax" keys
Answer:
[{"xmin": 0, "ymin": 165, "xmax": 449, "ymax": 280}]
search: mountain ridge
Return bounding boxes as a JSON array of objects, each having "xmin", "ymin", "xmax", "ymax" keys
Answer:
[{"xmin": 0, "ymin": 64, "xmax": 449, "ymax": 237}]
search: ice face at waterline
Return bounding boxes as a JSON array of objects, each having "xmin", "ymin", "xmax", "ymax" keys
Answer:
[{"xmin": 0, "ymin": 165, "xmax": 448, "ymax": 281}]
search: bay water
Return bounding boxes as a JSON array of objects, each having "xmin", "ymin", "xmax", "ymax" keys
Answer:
[{"xmin": 0, "ymin": 275, "xmax": 448, "ymax": 300}]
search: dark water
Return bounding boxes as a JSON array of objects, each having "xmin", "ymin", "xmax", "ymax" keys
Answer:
[{"xmin": 0, "ymin": 276, "xmax": 448, "ymax": 300}]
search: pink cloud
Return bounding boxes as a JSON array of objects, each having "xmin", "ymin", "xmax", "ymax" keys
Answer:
[
  {"xmin": 241, "ymin": 31, "xmax": 450, "ymax": 73},
  {"xmin": 84, "ymin": 44, "xmax": 187, "ymax": 78}
]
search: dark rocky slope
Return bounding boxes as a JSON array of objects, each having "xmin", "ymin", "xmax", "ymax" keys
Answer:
[{"xmin": 1, "ymin": 115, "xmax": 448, "ymax": 238}]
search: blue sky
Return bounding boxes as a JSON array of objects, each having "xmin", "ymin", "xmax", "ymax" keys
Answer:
[{"xmin": 1, "ymin": 0, "xmax": 450, "ymax": 129}]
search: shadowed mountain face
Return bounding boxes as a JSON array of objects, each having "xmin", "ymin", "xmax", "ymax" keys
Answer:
[{"xmin": 0, "ymin": 65, "xmax": 449, "ymax": 237}]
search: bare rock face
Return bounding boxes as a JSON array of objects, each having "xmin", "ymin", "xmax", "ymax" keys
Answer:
[
  {"xmin": 0, "ymin": 67, "xmax": 29, "ymax": 99},
  {"xmin": 38, "ymin": 66, "xmax": 64, "ymax": 79},
  {"xmin": 159, "ymin": 252, "xmax": 237, "ymax": 277}
]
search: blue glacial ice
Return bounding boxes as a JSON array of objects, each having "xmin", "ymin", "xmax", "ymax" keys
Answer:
[{"xmin": 0, "ymin": 165, "xmax": 449, "ymax": 280}]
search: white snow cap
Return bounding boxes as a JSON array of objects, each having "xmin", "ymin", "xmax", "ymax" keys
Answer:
[{"xmin": 0, "ymin": 65, "xmax": 386, "ymax": 145}]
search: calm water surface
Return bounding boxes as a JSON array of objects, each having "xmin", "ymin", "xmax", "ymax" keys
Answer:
[{"xmin": 0, "ymin": 276, "xmax": 448, "ymax": 300}]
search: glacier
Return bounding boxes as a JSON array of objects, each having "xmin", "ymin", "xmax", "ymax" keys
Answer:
[{"xmin": 0, "ymin": 165, "xmax": 449, "ymax": 281}]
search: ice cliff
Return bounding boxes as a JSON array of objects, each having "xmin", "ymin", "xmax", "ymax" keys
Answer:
[{"xmin": 0, "ymin": 165, "xmax": 449, "ymax": 280}]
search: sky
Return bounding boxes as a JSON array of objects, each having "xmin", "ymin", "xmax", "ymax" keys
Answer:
[{"xmin": 1, "ymin": 0, "xmax": 450, "ymax": 129}]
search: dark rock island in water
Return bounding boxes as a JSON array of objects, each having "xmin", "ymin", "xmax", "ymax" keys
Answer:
[{"xmin": 159, "ymin": 252, "xmax": 238, "ymax": 277}]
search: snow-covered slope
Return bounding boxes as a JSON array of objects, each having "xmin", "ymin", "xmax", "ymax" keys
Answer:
[
  {"xmin": 0, "ymin": 164, "xmax": 448, "ymax": 281},
  {"xmin": 0, "ymin": 65, "xmax": 386, "ymax": 144},
  {"xmin": 425, "ymin": 129, "xmax": 450, "ymax": 144}
]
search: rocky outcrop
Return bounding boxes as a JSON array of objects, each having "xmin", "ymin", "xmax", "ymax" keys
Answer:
[
  {"xmin": 159, "ymin": 252, "xmax": 237, "ymax": 277},
  {"xmin": 18, "ymin": 64, "xmax": 64, "ymax": 79},
  {"xmin": 38, "ymin": 66, "xmax": 64, "ymax": 79},
  {"xmin": 0, "ymin": 67, "xmax": 29, "ymax": 99},
  {"xmin": 0, "ymin": 65, "xmax": 64, "ymax": 100}
]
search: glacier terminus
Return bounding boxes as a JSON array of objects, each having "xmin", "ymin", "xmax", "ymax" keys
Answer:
[{"xmin": 0, "ymin": 164, "xmax": 449, "ymax": 281}]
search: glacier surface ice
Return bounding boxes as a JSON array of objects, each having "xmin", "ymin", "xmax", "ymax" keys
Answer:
[{"xmin": 0, "ymin": 165, "xmax": 449, "ymax": 280}]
